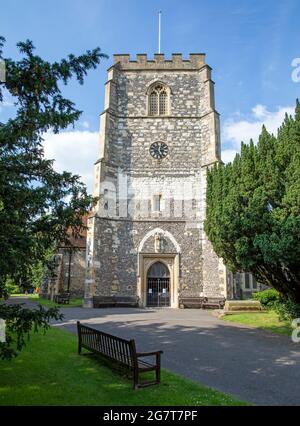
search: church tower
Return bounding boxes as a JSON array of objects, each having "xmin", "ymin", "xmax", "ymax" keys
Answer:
[{"xmin": 84, "ymin": 53, "xmax": 226, "ymax": 308}]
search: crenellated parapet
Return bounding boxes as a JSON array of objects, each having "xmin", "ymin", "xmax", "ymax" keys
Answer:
[{"xmin": 112, "ymin": 53, "xmax": 207, "ymax": 70}]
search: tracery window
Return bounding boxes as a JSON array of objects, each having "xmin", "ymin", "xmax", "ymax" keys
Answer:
[{"xmin": 148, "ymin": 83, "xmax": 169, "ymax": 116}]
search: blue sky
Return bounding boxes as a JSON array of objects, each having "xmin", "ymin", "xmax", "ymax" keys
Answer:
[{"xmin": 1, "ymin": 0, "xmax": 300, "ymax": 190}]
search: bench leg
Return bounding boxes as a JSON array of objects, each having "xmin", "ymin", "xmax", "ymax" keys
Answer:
[
  {"xmin": 133, "ymin": 366, "xmax": 139, "ymax": 390},
  {"xmin": 77, "ymin": 322, "xmax": 82, "ymax": 355},
  {"xmin": 156, "ymin": 367, "xmax": 160, "ymax": 384},
  {"xmin": 156, "ymin": 353, "xmax": 161, "ymax": 384}
]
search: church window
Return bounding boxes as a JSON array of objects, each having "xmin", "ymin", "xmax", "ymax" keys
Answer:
[
  {"xmin": 103, "ymin": 189, "xmax": 109, "ymax": 210},
  {"xmin": 148, "ymin": 83, "xmax": 169, "ymax": 116},
  {"xmin": 252, "ymin": 276, "xmax": 257, "ymax": 289},
  {"xmin": 153, "ymin": 194, "xmax": 162, "ymax": 212},
  {"xmin": 244, "ymin": 273, "xmax": 250, "ymax": 289}
]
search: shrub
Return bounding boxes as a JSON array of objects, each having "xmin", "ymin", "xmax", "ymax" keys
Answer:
[
  {"xmin": 274, "ymin": 297, "xmax": 300, "ymax": 322},
  {"xmin": 252, "ymin": 289, "xmax": 280, "ymax": 309},
  {"xmin": 254, "ymin": 289, "xmax": 300, "ymax": 322},
  {"xmin": 0, "ymin": 303, "xmax": 63, "ymax": 360},
  {"xmin": 5, "ymin": 278, "xmax": 20, "ymax": 295}
]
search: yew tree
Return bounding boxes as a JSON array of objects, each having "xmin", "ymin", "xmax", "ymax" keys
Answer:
[
  {"xmin": 205, "ymin": 101, "xmax": 300, "ymax": 303},
  {"xmin": 0, "ymin": 36, "xmax": 107, "ymax": 295},
  {"xmin": 0, "ymin": 36, "xmax": 107, "ymax": 358}
]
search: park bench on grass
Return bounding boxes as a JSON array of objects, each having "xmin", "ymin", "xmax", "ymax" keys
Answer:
[
  {"xmin": 77, "ymin": 322, "xmax": 163, "ymax": 389},
  {"xmin": 53, "ymin": 292, "xmax": 70, "ymax": 305},
  {"xmin": 179, "ymin": 297, "xmax": 204, "ymax": 309},
  {"xmin": 201, "ymin": 297, "xmax": 226, "ymax": 309},
  {"xmin": 93, "ymin": 295, "xmax": 139, "ymax": 308}
]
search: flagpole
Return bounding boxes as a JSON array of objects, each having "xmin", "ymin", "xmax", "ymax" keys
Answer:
[{"xmin": 158, "ymin": 11, "xmax": 161, "ymax": 53}]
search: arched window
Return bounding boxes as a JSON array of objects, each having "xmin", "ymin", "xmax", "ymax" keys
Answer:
[{"xmin": 148, "ymin": 83, "xmax": 169, "ymax": 116}]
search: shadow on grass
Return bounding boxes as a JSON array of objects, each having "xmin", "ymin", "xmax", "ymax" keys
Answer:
[
  {"xmin": 50, "ymin": 309, "xmax": 300, "ymax": 406},
  {"xmin": 0, "ymin": 327, "xmax": 247, "ymax": 406},
  {"xmin": 3, "ymin": 299, "xmax": 300, "ymax": 405}
]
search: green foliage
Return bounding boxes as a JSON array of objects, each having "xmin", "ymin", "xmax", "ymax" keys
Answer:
[
  {"xmin": 4, "ymin": 278, "xmax": 20, "ymax": 295},
  {"xmin": 205, "ymin": 101, "xmax": 300, "ymax": 303},
  {"xmin": 29, "ymin": 248, "xmax": 54, "ymax": 290},
  {"xmin": 0, "ymin": 37, "xmax": 107, "ymax": 296},
  {"xmin": 273, "ymin": 296, "xmax": 300, "ymax": 322},
  {"xmin": 252, "ymin": 289, "xmax": 280, "ymax": 309},
  {"xmin": 0, "ymin": 36, "xmax": 107, "ymax": 359},
  {"xmin": 252, "ymin": 289, "xmax": 300, "ymax": 322},
  {"xmin": 31, "ymin": 262, "xmax": 46, "ymax": 289},
  {"xmin": 0, "ymin": 303, "xmax": 63, "ymax": 360}
]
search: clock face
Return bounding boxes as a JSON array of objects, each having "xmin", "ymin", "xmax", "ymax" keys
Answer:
[{"xmin": 149, "ymin": 142, "xmax": 169, "ymax": 159}]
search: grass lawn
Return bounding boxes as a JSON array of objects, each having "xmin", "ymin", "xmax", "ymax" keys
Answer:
[
  {"xmin": 6, "ymin": 294, "xmax": 82, "ymax": 308},
  {"xmin": 9, "ymin": 294, "xmax": 33, "ymax": 297},
  {"xmin": 1, "ymin": 294, "xmax": 33, "ymax": 300},
  {"xmin": 30, "ymin": 296, "xmax": 83, "ymax": 308},
  {"xmin": 0, "ymin": 327, "xmax": 247, "ymax": 406},
  {"xmin": 223, "ymin": 310, "xmax": 292, "ymax": 336}
]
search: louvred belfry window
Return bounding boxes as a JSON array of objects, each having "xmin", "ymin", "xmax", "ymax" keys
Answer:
[
  {"xmin": 150, "ymin": 91, "xmax": 158, "ymax": 115},
  {"xmin": 149, "ymin": 84, "xmax": 169, "ymax": 116},
  {"xmin": 159, "ymin": 90, "xmax": 167, "ymax": 115}
]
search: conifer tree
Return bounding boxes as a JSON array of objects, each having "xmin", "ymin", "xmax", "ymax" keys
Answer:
[
  {"xmin": 0, "ymin": 36, "xmax": 107, "ymax": 295},
  {"xmin": 205, "ymin": 101, "xmax": 300, "ymax": 303},
  {"xmin": 0, "ymin": 36, "xmax": 107, "ymax": 359}
]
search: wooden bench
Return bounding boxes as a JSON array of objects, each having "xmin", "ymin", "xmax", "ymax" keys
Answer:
[
  {"xmin": 77, "ymin": 322, "xmax": 163, "ymax": 389},
  {"xmin": 179, "ymin": 296, "xmax": 226, "ymax": 309},
  {"xmin": 201, "ymin": 297, "xmax": 226, "ymax": 309},
  {"xmin": 179, "ymin": 297, "xmax": 204, "ymax": 309},
  {"xmin": 54, "ymin": 292, "xmax": 70, "ymax": 304},
  {"xmin": 93, "ymin": 295, "xmax": 138, "ymax": 308},
  {"xmin": 115, "ymin": 296, "xmax": 139, "ymax": 307}
]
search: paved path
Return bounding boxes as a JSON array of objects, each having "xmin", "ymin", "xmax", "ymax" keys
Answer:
[{"xmin": 6, "ymin": 298, "xmax": 300, "ymax": 406}]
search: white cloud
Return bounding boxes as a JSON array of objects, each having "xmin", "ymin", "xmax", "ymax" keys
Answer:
[
  {"xmin": 80, "ymin": 120, "xmax": 90, "ymax": 129},
  {"xmin": 221, "ymin": 104, "xmax": 295, "ymax": 163},
  {"xmin": 42, "ymin": 130, "xmax": 98, "ymax": 192},
  {"xmin": 252, "ymin": 104, "xmax": 269, "ymax": 119},
  {"xmin": 221, "ymin": 149, "xmax": 239, "ymax": 164}
]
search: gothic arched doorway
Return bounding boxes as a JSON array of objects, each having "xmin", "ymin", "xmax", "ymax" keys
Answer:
[{"xmin": 147, "ymin": 261, "xmax": 170, "ymax": 307}]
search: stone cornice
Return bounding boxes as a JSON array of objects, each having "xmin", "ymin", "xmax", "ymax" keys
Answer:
[
  {"xmin": 99, "ymin": 108, "xmax": 220, "ymax": 119},
  {"xmin": 90, "ymin": 215, "xmax": 203, "ymax": 224}
]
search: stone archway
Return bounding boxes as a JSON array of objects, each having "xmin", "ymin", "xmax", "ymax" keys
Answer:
[
  {"xmin": 137, "ymin": 229, "xmax": 180, "ymax": 308},
  {"xmin": 146, "ymin": 261, "xmax": 170, "ymax": 307},
  {"xmin": 138, "ymin": 253, "xmax": 179, "ymax": 308}
]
